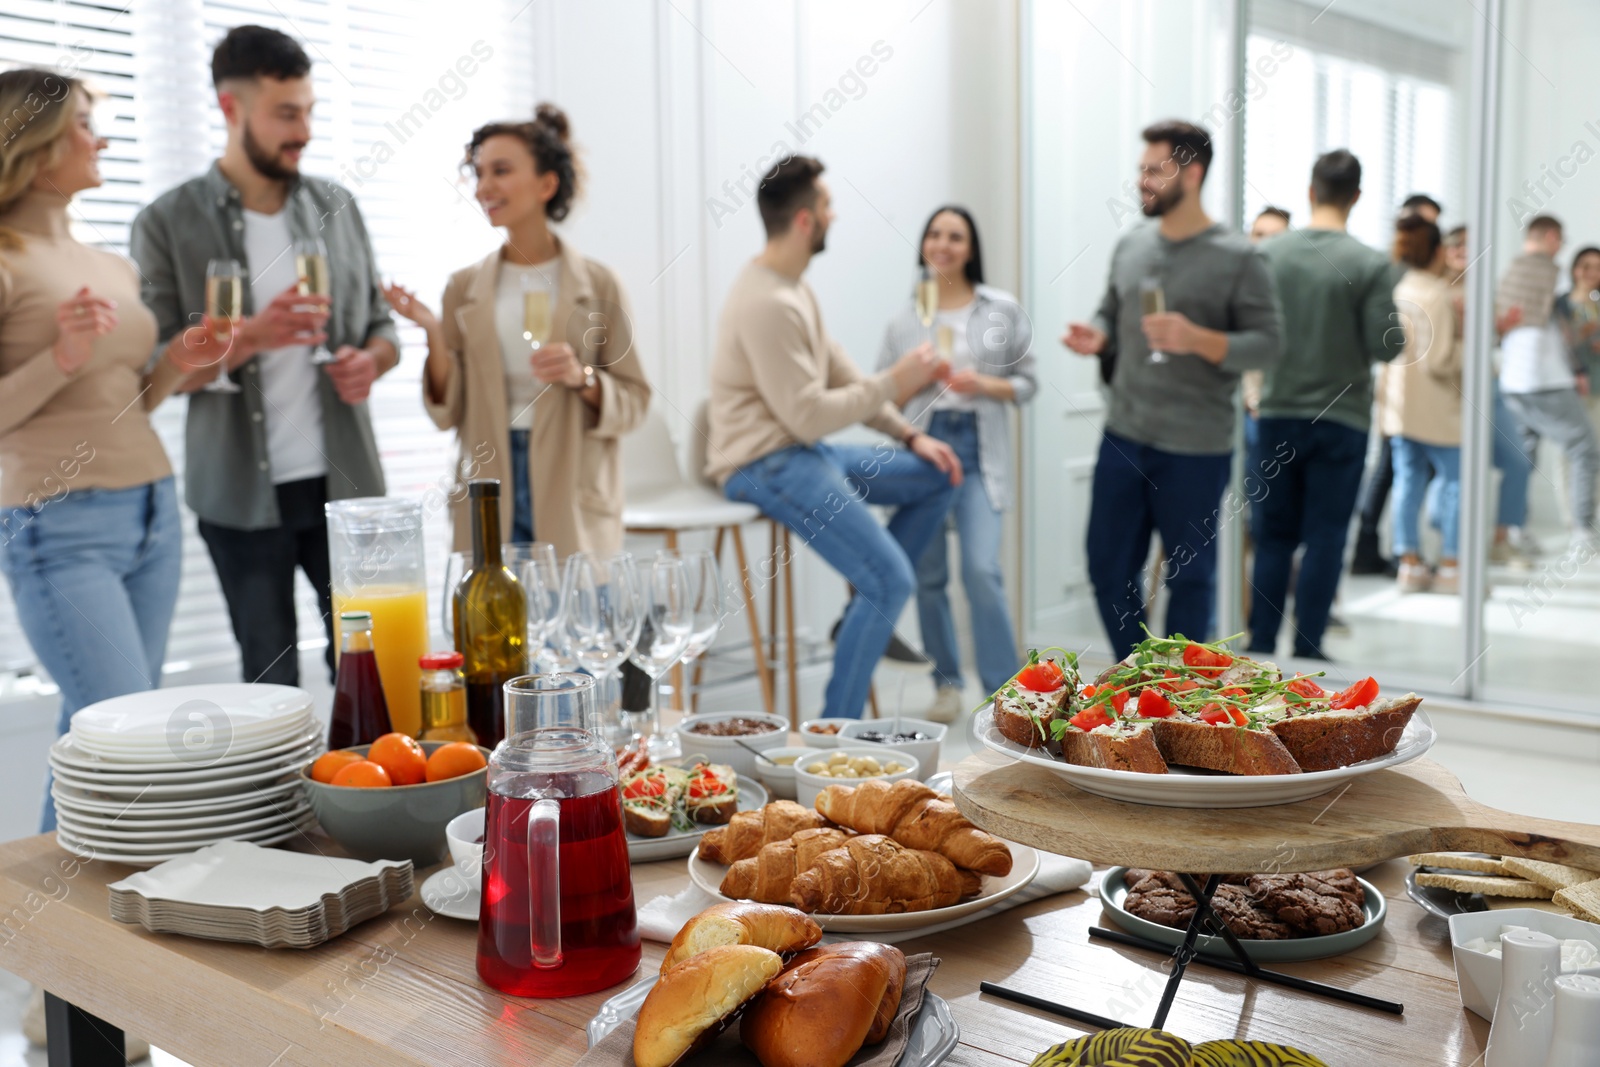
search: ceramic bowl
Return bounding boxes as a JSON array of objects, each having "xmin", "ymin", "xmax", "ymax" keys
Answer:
[
  {"xmin": 799, "ymin": 718, "xmax": 857, "ymax": 749},
  {"xmin": 751, "ymin": 746, "xmax": 812, "ymax": 801},
  {"xmin": 839, "ymin": 717, "xmax": 946, "ymax": 781},
  {"xmin": 675, "ymin": 712, "xmax": 789, "ymax": 778},
  {"xmin": 299, "ymin": 742, "xmax": 488, "ymax": 865},
  {"xmin": 1448, "ymin": 907, "xmax": 1600, "ymax": 1019},
  {"xmin": 794, "ymin": 748, "xmax": 920, "ymax": 809}
]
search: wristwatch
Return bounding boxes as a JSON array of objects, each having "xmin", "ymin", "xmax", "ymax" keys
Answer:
[{"xmin": 576, "ymin": 364, "xmax": 597, "ymax": 391}]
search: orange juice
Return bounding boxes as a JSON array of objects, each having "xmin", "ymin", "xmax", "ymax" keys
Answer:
[{"xmin": 332, "ymin": 587, "xmax": 428, "ymax": 737}]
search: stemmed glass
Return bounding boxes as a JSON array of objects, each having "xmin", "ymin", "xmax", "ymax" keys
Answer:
[
  {"xmin": 441, "ymin": 550, "xmax": 466, "ymax": 644},
  {"xmin": 678, "ymin": 549, "xmax": 723, "ymax": 703},
  {"xmin": 509, "ymin": 544, "xmax": 564, "ymax": 672},
  {"xmin": 202, "ymin": 258, "xmax": 243, "ymax": 394},
  {"xmin": 1139, "ymin": 275, "xmax": 1168, "ymax": 364},
  {"xmin": 561, "ymin": 552, "xmax": 643, "ymax": 747},
  {"xmin": 522, "ymin": 274, "xmax": 552, "ymax": 352},
  {"xmin": 915, "ymin": 264, "xmax": 939, "ymax": 345},
  {"xmin": 626, "ymin": 552, "xmax": 693, "ymax": 758},
  {"xmin": 294, "ymin": 235, "xmax": 336, "ymax": 365}
]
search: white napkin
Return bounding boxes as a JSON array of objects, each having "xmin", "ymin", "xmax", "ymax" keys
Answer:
[{"xmin": 636, "ymin": 852, "xmax": 1092, "ymax": 947}]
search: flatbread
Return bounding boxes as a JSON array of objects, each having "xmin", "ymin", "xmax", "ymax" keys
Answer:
[
  {"xmin": 1413, "ymin": 872, "xmax": 1553, "ymax": 899},
  {"xmin": 1552, "ymin": 879, "xmax": 1600, "ymax": 923},
  {"xmin": 1500, "ymin": 857, "xmax": 1600, "ymax": 893},
  {"xmin": 1408, "ymin": 853, "xmax": 1507, "ymax": 876}
]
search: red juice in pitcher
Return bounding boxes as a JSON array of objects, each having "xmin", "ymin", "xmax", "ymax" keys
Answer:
[{"xmin": 476, "ymin": 768, "xmax": 639, "ymax": 997}]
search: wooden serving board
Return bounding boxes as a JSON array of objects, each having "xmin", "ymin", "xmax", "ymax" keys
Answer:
[{"xmin": 952, "ymin": 751, "xmax": 1600, "ymax": 874}]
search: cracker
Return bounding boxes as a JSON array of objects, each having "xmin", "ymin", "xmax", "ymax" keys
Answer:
[
  {"xmin": 1500, "ymin": 857, "xmax": 1600, "ymax": 893},
  {"xmin": 1414, "ymin": 872, "xmax": 1553, "ymax": 899},
  {"xmin": 1553, "ymin": 879, "xmax": 1600, "ymax": 923},
  {"xmin": 1408, "ymin": 853, "xmax": 1507, "ymax": 876}
]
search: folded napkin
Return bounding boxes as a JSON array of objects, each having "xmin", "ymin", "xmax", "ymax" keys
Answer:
[
  {"xmin": 576, "ymin": 953, "xmax": 938, "ymax": 1066},
  {"xmin": 637, "ymin": 853, "xmax": 1092, "ymax": 946}
]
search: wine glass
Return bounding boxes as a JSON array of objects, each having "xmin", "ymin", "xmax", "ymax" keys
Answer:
[
  {"xmin": 441, "ymin": 550, "xmax": 466, "ymax": 643},
  {"xmin": 202, "ymin": 258, "xmax": 243, "ymax": 394},
  {"xmin": 561, "ymin": 552, "xmax": 643, "ymax": 747},
  {"xmin": 294, "ymin": 235, "xmax": 336, "ymax": 365},
  {"xmin": 626, "ymin": 553, "xmax": 692, "ymax": 758},
  {"xmin": 915, "ymin": 264, "xmax": 939, "ymax": 343},
  {"xmin": 509, "ymin": 544, "xmax": 563, "ymax": 671},
  {"xmin": 679, "ymin": 549, "xmax": 723, "ymax": 693},
  {"xmin": 521, "ymin": 274, "xmax": 552, "ymax": 352},
  {"xmin": 1139, "ymin": 276, "xmax": 1168, "ymax": 364}
]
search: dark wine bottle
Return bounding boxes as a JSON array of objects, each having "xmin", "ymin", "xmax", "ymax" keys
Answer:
[{"xmin": 452, "ymin": 480, "xmax": 527, "ymax": 749}]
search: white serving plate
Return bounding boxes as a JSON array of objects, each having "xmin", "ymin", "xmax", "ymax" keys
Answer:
[
  {"xmin": 70, "ymin": 684, "xmax": 311, "ymax": 742},
  {"xmin": 55, "ymin": 811, "xmax": 317, "ymax": 853},
  {"xmin": 56, "ymin": 802, "xmax": 312, "ymax": 842},
  {"xmin": 106, "ymin": 840, "xmax": 410, "ymax": 908},
  {"xmin": 52, "ymin": 777, "xmax": 305, "ymax": 814},
  {"xmin": 50, "ymin": 729, "xmax": 324, "ymax": 776},
  {"xmin": 48, "ymin": 760, "xmax": 303, "ymax": 799},
  {"xmin": 420, "ymin": 865, "xmax": 480, "ymax": 921},
  {"xmin": 973, "ymin": 703, "xmax": 1435, "ymax": 808},
  {"xmin": 70, "ymin": 712, "xmax": 316, "ymax": 762},
  {"xmin": 50, "ymin": 739, "xmax": 320, "ymax": 786},
  {"xmin": 587, "ymin": 973, "xmax": 959, "ymax": 1064},
  {"xmin": 56, "ymin": 821, "xmax": 312, "ymax": 864},
  {"xmin": 688, "ymin": 842, "xmax": 1039, "ymax": 933},
  {"xmin": 627, "ymin": 775, "xmax": 767, "ymax": 863}
]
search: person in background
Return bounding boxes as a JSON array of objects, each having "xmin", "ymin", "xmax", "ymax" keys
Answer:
[
  {"xmin": 707, "ymin": 154, "xmax": 961, "ymax": 720},
  {"xmin": 131, "ymin": 25, "xmax": 399, "ymax": 686},
  {"xmin": 383, "ymin": 105, "xmax": 650, "ymax": 558},
  {"xmin": 1242, "ymin": 206, "xmax": 1290, "ymax": 439},
  {"xmin": 875, "ymin": 206, "xmax": 1035, "ymax": 721},
  {"xmin": 1063, "ymin": 120, "xmax": 1282, "ymax": 659},
  {"xmin": 1498, "ymin": 216, "xmax": 1600, "ymax": 549},
  {"xmin": 1248, "ymin": 150, "xmax": 1400, "ymax": 660},
  {"xmin": 1379, "ymin": 216, "xmax": 1463, "ymax": 593},
  {"xmin": 1400, "ymin": 193, "xmax": 1442, "ymax": 226},
  {"xmin": 1250, "ymin": 206, "xmax": 1290, "ymax": 242},
  {"xmin": 1551, "ymin": 245, "xmax": 1600, "ymax": 528}
]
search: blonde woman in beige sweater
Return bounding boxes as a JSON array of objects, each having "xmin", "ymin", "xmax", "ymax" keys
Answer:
[
  {"xmin": 0, "ymin": 70, "xmax": 206, "ymax": 832},
  {"xmin": 1377, "ymin": 215, "xmax": 1463, "ymax": 594}
]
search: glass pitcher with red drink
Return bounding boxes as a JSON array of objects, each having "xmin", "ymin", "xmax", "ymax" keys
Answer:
[{"xmin": 476, "ymin": 723, "xmax": 639, "ymax": 997}]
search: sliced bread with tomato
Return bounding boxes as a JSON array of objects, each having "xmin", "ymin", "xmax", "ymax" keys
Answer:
[
  {"xmin": 684, "ymin": 762, "xmax": 738, "ymax": 825},
  {"xmin": 992, "ymin": 650, "xmax": 1077, "ymax": 749},
  {"xmin": 1264, "ymin": 676, "xmax": 1423, "ymax": 771},
  {"xmin": 1150, "ymin": 714, "xmax": 1304, "ymax": 776},
  {"xmin": 621, "ymin": 765, "xmax": 688, "ymax": 837}
]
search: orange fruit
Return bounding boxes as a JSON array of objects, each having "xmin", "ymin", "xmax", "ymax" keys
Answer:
[
  {"xmin": 367, "ymin": 733, "xmax": 428, "ymax": 786},
  {"xmin": 310, "ymin": 750, "xmax": 364, "ymax": 784},
  {"xmin": 330, "ymin": 760, "xmax": 392, "ymax": 788},
  {"xmin": 425, "ymin": 742, "xmax": 487, "ymax": 783}
]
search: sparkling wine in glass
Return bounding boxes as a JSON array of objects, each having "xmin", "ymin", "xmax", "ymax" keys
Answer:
[
  {"xmin": 522, "ymin": 278, "xmax": 552, "ymax": 351},
  {"xmin": 1140, "ymin": 276, "xmax": 1169, "ymax": 364},
  {"xmin": 202, "ymin": 258, "xmax": 243, "ymax": 394},
  {"xmin": 295, "ymin": 236, "xmax": 336, "ymax": 365},
  {"xmin": 915, "ymin": 266, "xmax": 939, "ymax": 331},
  {"xmin": 626, "ymin": 553, "xmax": 692, "ymax": 759},
  {"xmin": 562, "ymin": 552, "xmax": 643, "ymax": 747}
]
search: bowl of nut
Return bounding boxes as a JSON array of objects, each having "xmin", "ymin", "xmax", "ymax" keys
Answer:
[
  {"xmin": 799, "ymin": 717, "xmax": 856, "ymax": 749},
  {"xmin": 794, "ymin": 747, "xmax": 920, "ymax": 808}
]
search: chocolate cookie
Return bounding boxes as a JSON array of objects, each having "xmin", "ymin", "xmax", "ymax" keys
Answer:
[
  {"xmin": 1123, "ymin": 870, "xmax": 1197, "ymax": 928},
  {"xmin": 1208, "ymin": 883, "xmax": 1293, "ymax": 940},
  {"xmin": 1245, "ymin": 869, "xmax": 1366, "ymax": 936}
]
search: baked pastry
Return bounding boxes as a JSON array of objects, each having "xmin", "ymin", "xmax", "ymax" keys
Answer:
[
  {"xmin": 633, "ymin": 944, "xmax": 783, "ymax": 1067},
  {"xmin": 719, "ymin": 828, "xmax": 856, "ymax": 903},
  {"xmin": 740, "ymin": 942, "xmax": 908, "ymax": 1067},
  {"xmin": 660, "ymin": 902, "xmax": 822, "ymax": 974},
  {"xmin": 698, "ymin": 801, "xmax": 830, "ymax": 865},
  {"xmin": 788, "ymin": 834, "xmax": 982, "ymax": 915},
  {"xmin": 812, "ymin": 779, "xmax": 1013, "ymax": 875}
]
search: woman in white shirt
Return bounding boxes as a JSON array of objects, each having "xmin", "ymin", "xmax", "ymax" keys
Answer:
[
  {"xmin": 875, "ymin": 207, "xmax": 1036, "ymax": 722},
  {"xmin": 383, "ymin": 105, "xmax": 650, "ymax": 557}
]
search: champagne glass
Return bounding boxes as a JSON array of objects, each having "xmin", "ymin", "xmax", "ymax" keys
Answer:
[
  {"xmin": 561, "ymin": 552, "xmax": 643, "ymax": 747},
  {"xmin": 521, "ymin": 275, "xmax": 552, "ymax": 351},
  {"xmin": 626, "ymin": 553, "xmax": 692, "ymax": 758},
  {"xmin": 295, "ymin": 235, "xmax": 336, "ymax": 365},
  {"xmin": 915, "ymin": 264, "xmax": 939, "ymax": 343},
  {"xmin": 202, "ymin": 258, "xmax": 243, "ymax": 394},
  {"xmin": 1140, "ymin": 276, "xmax": 1168, "ymax": 364}
]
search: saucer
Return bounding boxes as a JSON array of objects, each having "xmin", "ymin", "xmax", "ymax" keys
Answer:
[{"xmin": 420, "ymin": 865, "xmax": 480, "ymax": 922}]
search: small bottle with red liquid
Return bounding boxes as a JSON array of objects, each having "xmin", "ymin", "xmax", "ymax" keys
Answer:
[{"xmin": 328, "ymin": 611, "xmax": 392, "ymax": 749}]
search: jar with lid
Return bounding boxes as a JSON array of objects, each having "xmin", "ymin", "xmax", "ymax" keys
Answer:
[{"xmin": 418, "ymin": 651, "xmax": 478, "ymax": 745}]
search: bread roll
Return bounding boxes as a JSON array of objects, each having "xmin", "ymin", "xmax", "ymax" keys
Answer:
[
  {"xmin": 739, "ymin": 942, "xmax": 907, "ymax": 1067},
  {"xmin": 660, "ymin": 901, "xmax": 823, "ymax": 974},
  {"xmin": 633, "ymin": 945, "xmax": 783, "ymax": 1067}
]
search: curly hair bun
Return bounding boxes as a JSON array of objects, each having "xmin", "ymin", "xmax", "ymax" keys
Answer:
[{"xmin": 534, "ymin": 103, "xmax": 570, "ymax": 143}]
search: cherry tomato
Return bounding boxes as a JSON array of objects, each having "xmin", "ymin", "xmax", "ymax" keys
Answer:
[
  {"xmin": 1110, "ymin": 689, "xmax": 1131, "ymax": 714},
  {"xmin": 1070, "ymin": 705, "xmax": 1114, "ymax": 731},
  {"xmin": 1330, "ymin": 676, "xmax": 1379, "ymax": 710},
  {"xmin": 1136, "ymin": 688, "xmax": 1175, "ymax": 718},
  {"xmin": 1016, "ymin": 657, "xmax": 1067, "ymax": 692},
  {"xmin": 1218, "ymin": 686, "xmax": 1248, "ymax": 699},
  {"xmin": 1286, "ymin": 676, "xmax": 1327, "ymax": 700},
  {"xmin": 623, "ymin": 776, "xmax": 664, "ymax": 799},
  {"xmin": 1198, "ymin": 703, "xmax": 1248, "ymax": 726},
  {"xmin": 1182, "ymin": 643, "xmax": 1234, "ymax": 679},
  {"xmin": 1080, "ymin": 684, "xmax": 1098, "ymax": 699}
]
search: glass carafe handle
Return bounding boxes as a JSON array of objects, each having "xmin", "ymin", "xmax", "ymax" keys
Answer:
[{"xmin": 528, "ymin": 797, "xmax": 562, "ymax": 969}]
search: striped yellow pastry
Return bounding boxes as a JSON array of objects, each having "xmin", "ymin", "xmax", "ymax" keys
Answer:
[{"xmin": 1027, "ymin": 1028, "xmax": 1191, "ymax": 1066}]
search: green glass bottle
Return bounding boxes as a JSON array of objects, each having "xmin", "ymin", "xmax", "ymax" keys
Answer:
[{"xmin": 453, "ymin": 480, "xmax": 527, "ymax": 748}]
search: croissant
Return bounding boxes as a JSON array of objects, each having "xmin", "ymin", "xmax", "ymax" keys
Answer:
[
  {"xmin": 719, "ymin": 827, "xmax": 856, "ymax": 903},
  {"xmin": 699, "ymin": 800, "xmax": 830, "ymax": 865},
  {"xmin": 788, "ymin": 834, "xmax": 982, "ymax": 915},
  {"xmin": 813, "ymin": 779, "xmax": 1013, "ymax": 876}
]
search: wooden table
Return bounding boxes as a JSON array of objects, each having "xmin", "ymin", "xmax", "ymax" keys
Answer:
[{"xmin": 0, "ymin": 827, "xmax": 1490, "ymax": 1065}]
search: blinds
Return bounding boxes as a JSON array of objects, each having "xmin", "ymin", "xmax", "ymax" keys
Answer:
[{"xmin": 0, "ymin": 0, "xmax": 535, "ymax": 683}]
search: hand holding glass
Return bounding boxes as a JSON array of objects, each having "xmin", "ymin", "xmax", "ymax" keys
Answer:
[
  {"xmin": 295, "ymin": 236, "xmax": 336, "ymax": 365},
  {"xmin": 1140, "ymin": 277, "xmax": 1168, "ymax": 364},
  {"xmin": 202, "ymin": 259, "xmax": 243, "ymax": 394}
]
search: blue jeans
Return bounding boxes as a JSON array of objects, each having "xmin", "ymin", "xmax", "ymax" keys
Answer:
[
  {"xmin": 510, "ymin": 429, "xmax": 535, "ymax": 543},
  {"xmin": 1, "ymin": 478, "xmax": 182, "ymax": 831},
  {"xmin": 915, "ymin": 411, "xmax": 1019, "ymax": 695},
  {"xmin": 1492, "ymin": 384, "xmax": 1532, "ymax": 528},
  {"xmin": 1247, "ymin": 418, "xmax": 1367, "ymax": 659},
  {"xmin": 1086, "ymin": 432, "xmax": 1232, "ymax": 660},
  {"xmin": 1391, "ymin": 437, "xmax": 1461, "ymax": 558},
  {"xmin": 725, "ymin": 442, "xmax": 957, "ymax": 718}
]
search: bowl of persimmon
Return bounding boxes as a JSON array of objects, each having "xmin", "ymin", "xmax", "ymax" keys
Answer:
[{"xmin": 299, "ymin": 735, "xmax": 489, "ymax": 865}]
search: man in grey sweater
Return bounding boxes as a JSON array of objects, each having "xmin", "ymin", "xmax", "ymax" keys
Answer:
[{"xmin": 1064, "ymin": 120, "xmax": 1282, "ymax": 659}]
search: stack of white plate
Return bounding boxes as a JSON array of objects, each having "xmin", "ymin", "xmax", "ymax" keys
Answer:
[
  {"xmin": 108, "ymin": 840, "xmax": 413, "ymax": 949},
  {"xmin": 51, "ymin": 684, "xmax": 323, "ymax": 865}
]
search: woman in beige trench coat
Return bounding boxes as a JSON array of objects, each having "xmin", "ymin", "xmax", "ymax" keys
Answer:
[{"xmin": 385, "ymin": 104, "xmax": 650, "ymax": 558}]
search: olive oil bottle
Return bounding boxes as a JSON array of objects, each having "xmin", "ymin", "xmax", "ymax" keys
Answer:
[{"xmin": 452, "ymin": 480, "xmax": 526, "ymax": 748}]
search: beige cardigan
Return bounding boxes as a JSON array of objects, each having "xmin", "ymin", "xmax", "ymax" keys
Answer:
[
  {"xmin": 423, "ymin": 241, "xmax": 651, "ymax": 557},
  {"xmin": 1378, "ymin": 268, "xmax": 1463, "ymax": 447}
]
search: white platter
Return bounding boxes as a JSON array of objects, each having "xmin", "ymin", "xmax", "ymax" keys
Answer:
[
  {"xmin": 107, "ymin": 840, "xmax": 410, "ymax": 909},
  {"xmin": 587, "ymin": 973, "xmax": 959, "ymax": 1065},
  {"xmin": 51, "ymin": 777, "xmax": 305, "ymax": 814},
  {"xmin": 70, "ymin": 684, "xmax": 310, "ymax": 741},
  {"xmin": 70, "ymin": 713, "xmax": 315, "ymax": 762},
  {"xmin": 688, "ymin": 841, "xmax": 1039, "ymax": 933},
  {"xmin": 973, "ymin": 703, "xmax": 1436, "ymax": 808},
  {"xmin": 625, "ymin": 775, "xmax": 767, "ymax": 863},
  {"xmin": 50, "ymin": 729, "xmax": 323, "ymax": 776},
  {"xmin": 420, "ymin": 865, "xmax": 481, "ymax": 921}
]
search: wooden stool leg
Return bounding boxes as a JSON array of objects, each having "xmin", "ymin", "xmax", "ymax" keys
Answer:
[
  {"xmin": 665, "ymin": 530, "xmax": 685, "ymax": 711},
  {"xmin": 732, "ymin": 526, "xmax": 776, "ymax": 717},
  {"xmin": 767, "ymin": 521, "xmax": 779, "ymax": 665},
  {"xmin": 783, "ymin": 527, "xmax": 798, "ymax": 726},
  {"xmin": 868, "ymin": 683, "xmax": 879, "ymax": 719}
]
